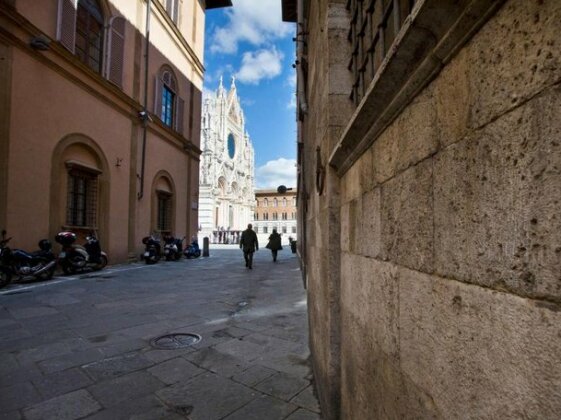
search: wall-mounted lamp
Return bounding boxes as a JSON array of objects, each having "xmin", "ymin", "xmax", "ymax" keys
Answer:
[
  {"xmin": 30, "ymin": 35, "xmax": 51, "ymax": 51},
  {"xmin": 292, "ymin": 60, "xmax": 300, "ymax": 68}
]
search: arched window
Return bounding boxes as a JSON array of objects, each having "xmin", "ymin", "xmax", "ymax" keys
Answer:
[
  {"xmin": 57, "ymin": 0, "xmax": 125, "ymax": 83},
  {"xmin": 153, "ymin": 174, "xmax": 175, "ymax": 235},
  {"xmin": 273, "ymin": 198, "xmax": 278, "ymax": 207},
  {"xmin": 155, "ymin": 67, "xmax": 184, "ymax": 134},
  {"xmin": 264, "ymin": 198, "xmax": 268, "ymax": 207},
  {"xmin": 282, "ymin": 198, "xmax": 287, "ymax": 207}
]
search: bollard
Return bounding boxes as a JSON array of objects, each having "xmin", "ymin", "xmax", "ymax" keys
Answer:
[{"xmin": 203, "ymin": 237, "xmax": 210, "ymax": 257}]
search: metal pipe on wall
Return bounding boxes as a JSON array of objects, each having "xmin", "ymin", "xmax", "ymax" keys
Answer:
[{"xmin": 138, "ymin": 0, "xmax": 151, "ymax": 199}]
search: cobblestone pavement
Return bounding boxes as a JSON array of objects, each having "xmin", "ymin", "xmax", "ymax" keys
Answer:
[{"xmin": 0, "ymin": 246, "xmax": 321, "ymax": 420}]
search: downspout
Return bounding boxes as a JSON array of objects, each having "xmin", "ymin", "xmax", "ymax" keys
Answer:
[{"xmin": 138, "ymin": 0, "xmax": 151, "ymax": 199}]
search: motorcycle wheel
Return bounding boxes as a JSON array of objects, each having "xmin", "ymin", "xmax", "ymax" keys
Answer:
[
  {"xmin": 62, "ymin": 262, "xmax": 74, "ymax": 275},
  {"xmin": 37, "ymin": 265, "xmax": 55, "ymax": 281},
  {"xmin": 93, "ymin": 255, "xmax": 108, "ymax": 271},
  {"xmin": 0, "ymin": 267, "xmax": 12, "ymax": 288}
]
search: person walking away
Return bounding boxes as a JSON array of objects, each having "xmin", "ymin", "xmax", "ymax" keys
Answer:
[
  {"xmin": 240, "ymin": 224, "xmax": 258, "ymax": 269},
  {"xmin": 266, "ymin": 229, "xmax": 283, "ymax": 262}
]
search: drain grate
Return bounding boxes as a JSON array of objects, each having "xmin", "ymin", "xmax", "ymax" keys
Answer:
[{"xmin": 150, "ymin": 333, "xmax": 201, "ymax": 350}]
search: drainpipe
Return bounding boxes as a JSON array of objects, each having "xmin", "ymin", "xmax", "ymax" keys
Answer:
[{"xmin": 138, "ymin": 0, "xmax": 151, "ymax": 199}]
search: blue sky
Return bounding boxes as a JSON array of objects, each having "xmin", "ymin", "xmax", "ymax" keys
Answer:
[{"xmin": 203, "ymin": 1, "xmax": 297, "ymax": 189}]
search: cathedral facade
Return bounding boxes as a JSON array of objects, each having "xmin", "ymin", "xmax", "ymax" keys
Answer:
[{"xmin": 198, "ymin": 78, "xmax": 255, "ymax": 243}]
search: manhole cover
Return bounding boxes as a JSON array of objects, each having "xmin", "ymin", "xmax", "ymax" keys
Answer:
[{"xmin": 150, "ymin": 333, "xmax": 201, "ymax": 350}]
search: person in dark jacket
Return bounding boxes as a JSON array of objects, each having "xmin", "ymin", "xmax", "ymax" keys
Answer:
[
  {"xmin": 239, "ymin": 224, "xmax": 259, "ymax": 269},
  {"xmin": 266, "ymin": 229, "xmax": 283, "ymax": 262}
]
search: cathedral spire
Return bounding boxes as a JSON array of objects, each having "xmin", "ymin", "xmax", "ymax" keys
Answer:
[
  {"xmin": 217, "ymin": 76, "xmax": 225, "ymax": 98},
  {"xmin": 230, "ymin": 75, "xmax": 236, "ymax": 90}
]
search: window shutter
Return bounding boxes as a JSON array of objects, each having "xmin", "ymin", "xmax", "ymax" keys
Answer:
[
  {"xmin": 192, "ymin": 86, "xmax": 202, "ymax": 147},
  {"xmin": 107, "ymin": 17, "xmax": 125, "ymax": 87},
  {"xmin": 175, "ymin": 96, "xmax": 185, "ymax": 135},
  {"xmin": 154, "ymin": 76, "xmax": 163, "ymax": 119},
  {"xmin": 184, "ymin": 80, "xmax": 193, "ymax": 140},
  {"xmin": 57, "ymin": 0, "xmax": 77, "ymax": 53},
  {"xmin": 166, "ymin": 0, "xmax": 173, "ymax": 16}
]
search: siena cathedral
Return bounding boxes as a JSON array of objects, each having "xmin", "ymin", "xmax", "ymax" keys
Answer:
[{"xmin": 198, "ymin": 77, "xmax": 255, "ymax": 243}]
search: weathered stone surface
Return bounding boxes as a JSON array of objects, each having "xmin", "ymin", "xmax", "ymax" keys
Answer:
[
  {"xmin": 87, "ymin": 371, "xmax": 165, "ymax": 408},
  {"xmin": 147, "ymin": 357, "xmax": 204, "ymax": 385},
  {"xmin": 434, "ymin": 48, "xmax": 470, "ymax": 147},
  {"xmin": 285, "ymin": 409, "xmax": 322, "ymax": 420},
  {"xmin": 399, "ymin": 266, "xmax": 561, "ymax": 419},
  {"xmin": 231, "ymin": 365, "xmax": 277, "ymax": 387},
  {"xmin": 32, "ymin": 368, "xmax": 92, "ymax": 400},
  {"xmin": 0, "ymin": 381, "xmax": 42, "ymax": 413},
  {"xmin": 81, "ymin": 352, "xmax": 154, "ymax": 381},
  {"xmin": 381, "ymin": 159, "xmax": 434, "ymax": 272},
  {"xmin": 254, "ymin": 372, "xmax": 310, "ymax": 401},
  {"xmin": 156, "ymin": 372, "xmax": 257, "ymax": 420},
  {"xmin": 290, "ymin": 385, "xmax": 321, "ymax": 414},
  {"xmin": 223, "ymin": 394, "xmax": 298, "ymax": 420},
  {"xmin": 394, "ymin": 85, "xmax": 439, "ymax": 172},
  {"xmin": 434, "ymin": 85, "xmax": 561, "ymax": 300},
  {"xmin": 22, "ymin": 390, "xmax": 101, "ymax": 420},
  {"xmin": 467, "ymin": 0, "xmax": 561, "ymax": 129},
  {"xmin": 341, "ymin": 255, "xmax": 400, "ymax": 359},
  {"xmin": 359, "ymin": 187, "xmax": 382, "ymax": 258},
  {"xmin": 371, "ymin": 124, "xmax": 399, "ymax": 185}
]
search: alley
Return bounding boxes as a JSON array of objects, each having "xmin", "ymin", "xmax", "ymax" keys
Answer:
[{"xmin": 0, "ymin": 247, "xmax": 320, "ymax": 420}]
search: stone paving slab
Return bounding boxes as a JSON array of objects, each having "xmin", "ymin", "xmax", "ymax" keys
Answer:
[
  {"xmin": 0, "ymin": 249, "xmax": 322, "ymax": 419},
  {"xmin": 22, "ymin": 390, "xmax": 101, "ymax": 420}
]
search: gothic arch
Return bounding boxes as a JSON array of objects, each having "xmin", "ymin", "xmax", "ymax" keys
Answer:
[{"xmin": 49, "ymin": 133, "xmax": 110, "ymax": 245}]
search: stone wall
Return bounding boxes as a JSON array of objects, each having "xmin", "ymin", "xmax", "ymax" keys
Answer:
[{"xmin": 302, "ymin": 0, "xmax": 561, "ymax": 418}]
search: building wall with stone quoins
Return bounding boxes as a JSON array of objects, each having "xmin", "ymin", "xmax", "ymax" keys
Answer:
[
  {"xmin": 286, "ymin": 0, "xmax": 561, "ymax": 418},
  {"xmin": 0, "ymin": 0, "xmax": 229, "ymax": 262}
]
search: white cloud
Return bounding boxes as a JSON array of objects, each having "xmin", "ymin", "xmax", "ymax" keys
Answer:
[
  {"xmin": 256, "ymin": 158, "xmax": 297, "ymax": 189},
  {"xmin": 236, "ymin": 48, "xmax": 283, "ymax": 84},
  {"xmin": 210, "ymin": 0, "xmax": 294, "ymax": 54},
  {"xmin": 287, "ymin": 94, "xmax": 296, "ymax": 109},
  {"xmin": 287, "ymin": 71, "xmax": 296, "ymax": 88}
]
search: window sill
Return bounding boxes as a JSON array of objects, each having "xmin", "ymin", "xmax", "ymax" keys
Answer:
[{"xmin": 328, "ymin": 0, "xmax": 506, "ymax": 176}]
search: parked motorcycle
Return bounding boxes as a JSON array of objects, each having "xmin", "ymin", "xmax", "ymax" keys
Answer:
[
  {"xmin": 141, "ymin": 235, "xmax": 161, "ymax": 264},
  {"xmin": 163, "ymin": 235, "xmax": 184, "ymax": 261},
  {"xmin": 0, "ymin": 230, "xmax": 56, "ymax": 288},
  {"xmin": 184, "ymin": 238, "xmax": 201, "ymax": 259},
  {"xmin": 56, "ymin": 231, "xmax": 107, "ymax": 274}
]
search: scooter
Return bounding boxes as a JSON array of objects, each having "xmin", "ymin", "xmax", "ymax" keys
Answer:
[
  {"xmin": 184, "ymin": 239, "xmax": 201, "ymax": 259},
  {"xmin": 0, "ymin": 230, "xmax": 57, "ymax": 288},
  {"xmin": 163, "ymin": 235, "xmax": 184, "ymax": 261},
  {"xmin": 141, "ymin": 235, "xmax": 161, "ymax": 264},
  {"xmin": 56, "ymin": 231, "xmax": 108, "ymax": 275}
]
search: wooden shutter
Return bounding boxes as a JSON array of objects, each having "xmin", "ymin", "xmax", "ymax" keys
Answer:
[
  {"xmin": 154, "ymin": 75, "xmax": 162, "ymax": 119},
  {"xmin": 107, "ymin": 17, "xmax": 125, "ymax": 87},
  {"xmin": 184, "ymin": 80, "xmax": 193, "ymax": 140},
  {"xmin": 57, "ymin": 0, "xmax": 77, "ymax": 53},
  {"xmin": 175, "ymin": 96, "xmax": 184, "ymax": 135},
  {"xmin": 192, "ymin": 86, "xmax": 202, "ymax": 148}
]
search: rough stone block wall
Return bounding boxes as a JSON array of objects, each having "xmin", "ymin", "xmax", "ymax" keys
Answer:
[{"xmin": 333, "ymin": 0, "xmax": 561, "ymax": 418}]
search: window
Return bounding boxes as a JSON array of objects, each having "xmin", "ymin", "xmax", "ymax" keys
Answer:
[
  {"xmin": 75, "ymin": 0, "xmax": 104, "ymax": 73},
  {"xmin": 264, "ymin": 213, "xmax": 269, "ymax": 221},
  {"xmin": 255, "ymin": 213, "xmax": 259, "ymax": 221},
  {"xmin": 57, "ymin": 1, "xmax": 126, "ymax": 85},
  {"xmin": 273, "ymin": 212, "xmax": 278, "ymax": 221},
  {"xmin": 254, "ymin": 227, "xmax": 259, "ymax": 233},
  {"xmin": 273, "ymin": 198, "xmax": 278, "ymax": 207},
  {"xmin": 282, "ymin": 212, "xmax": 288, "ymax": 220},
  {"xmin": 282, "ymin": 198, "xmax": 287, "ymax": 207},
  {"xmin": 263, "ymin": 226, "xmax": 268, "ymax": 234},
  {"xmin": 264, "ymin": 198, "xmax": 268, "ymax": 207},
  {"xmin": 165, "ymin": 0, "xmax": 180, "ymax": 24},
  {"xmin": 347, "ymin": 0, "xmax": 416, "ymax": 105},
  {"xmin": 282, "ymin": 226, "xmax": 287, "ymax": 234},
  {"xmin": 66, "ymin": 168, "xmax": 98, "ymax": 227},
  {"xmin": 292, "ymin": 226, "xmax": 297, "ymax": 234},
  {"xmin": 157, "ymin": 192, "xmax": 172, "ymax": 233},
  {"xmin": 156, "ymin": 68, "xmax": 184, "ymax": 133}
]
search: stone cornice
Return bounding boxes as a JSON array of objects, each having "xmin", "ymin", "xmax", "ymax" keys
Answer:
[{"xmin": 328, "ymin": 0, "xmax": 506, "ymax": 176}]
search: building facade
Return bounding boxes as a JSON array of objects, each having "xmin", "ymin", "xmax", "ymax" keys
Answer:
[
  {"xmin": 198, "ymin": 77, "xmax": 255, "ymax": 244},
  {"xmin": 253, "ymin": 188, "xmax": 297, "ymax": 246},
  {"xmin": 283, "ymin": 0, "xmax": 561, "ymax": 418},
  {"xmin": 0, "ymin": 0, "xmax": 230, "ymax": 262}
]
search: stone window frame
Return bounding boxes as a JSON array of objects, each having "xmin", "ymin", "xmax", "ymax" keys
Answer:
[
  {"xmin": 157, "ymin": 191, "xmax": 172, "ymax": 234},
  {"xmin": 329, "ymin": 0, "xmax": 506, "ymax": 175},
  {"xmin": 65, "ymin": 162, "xmax": 101, "ymax": 229}
]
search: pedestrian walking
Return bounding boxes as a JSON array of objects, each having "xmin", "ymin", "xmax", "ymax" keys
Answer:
[
  {"xmin": 239, "ymin": 223, "xmax": 258, "ymax": 269},
  {"xmin": 266, "ymin": 229, "xmax": 283, "ymax": 262}
]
